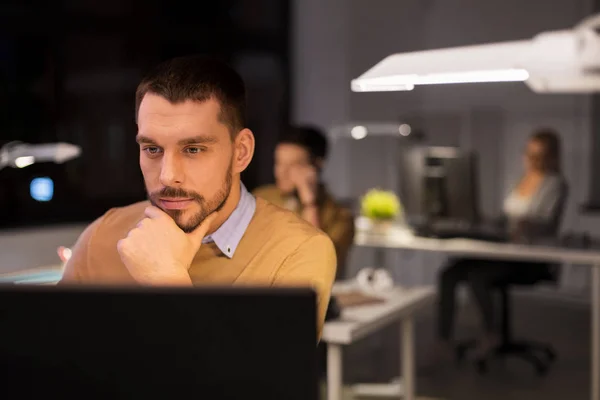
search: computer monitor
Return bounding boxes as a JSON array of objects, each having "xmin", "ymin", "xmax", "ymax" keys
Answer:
[
  {"xmin": 399, "ymin": 146, "xmax": 481, "ymax": 225},
  {"xmin": 0, "ymin": 285, "xmax": 319, "ymax": 400}
]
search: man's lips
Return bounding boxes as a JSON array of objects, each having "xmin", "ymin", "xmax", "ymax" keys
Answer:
[{"xmin": 159, "ymin": 198, "xmax": 194, "ymax": 210}]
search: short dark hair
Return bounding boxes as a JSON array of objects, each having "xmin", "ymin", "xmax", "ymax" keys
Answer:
[
  {"xmin": 135, "ymin": 55, "xmax": 246, "ymax": 135},
  {"xmin": 277, "ymin": 126, "xmax": 329, "ymax": 161}
]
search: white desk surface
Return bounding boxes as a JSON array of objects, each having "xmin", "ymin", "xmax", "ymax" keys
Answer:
[
  {"xmin": 355, "ymin": 229, "xmax": 600, "ymax": 265},
  {"xmin": 322, "ymin": 282, "xmax": 435, "ymax": 345}
]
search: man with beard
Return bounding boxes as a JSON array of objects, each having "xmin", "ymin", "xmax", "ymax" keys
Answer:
[{"xmin": 60, "ymin": 55, "xmax": 336, "ymax": 335}]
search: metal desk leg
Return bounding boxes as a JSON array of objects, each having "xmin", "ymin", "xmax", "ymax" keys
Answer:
[
  {"xmin": 349, "ymin": 318, "xmax": 416, "ymax": 399},
  {"xmin": 327, "ymin": 344, "xmax": 343, "ymax": 400},
  {"xmin": 593, "ymin": 265, "xmax": 600, "ymax": 400},
  {"xmin": 402, "ymin": 317, "xmax": 415, "ymax": 400}
]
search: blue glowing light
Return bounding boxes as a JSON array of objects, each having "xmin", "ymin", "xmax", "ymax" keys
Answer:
[{"xmin": 30, "ymin": 177, "xmax": 54, "ymax": 202}]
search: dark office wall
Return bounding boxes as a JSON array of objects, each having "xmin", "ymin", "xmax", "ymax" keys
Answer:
[{"xmin": 0, "ymin": 0, "xmax": 291, "ymax": 229}]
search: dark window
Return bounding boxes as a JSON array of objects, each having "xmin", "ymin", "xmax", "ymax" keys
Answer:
[{"xmin": 0, "ymin": 0, "xmax": 291, "ymax": 228}]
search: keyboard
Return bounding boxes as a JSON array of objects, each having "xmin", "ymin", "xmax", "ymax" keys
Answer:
[
  {"xmin": 411, "ymin": 222, "xmax": 507, "ymax": 243},
  {"xmin": 427, "ymin": 229, "xmax": 507, "ymax": 242}
]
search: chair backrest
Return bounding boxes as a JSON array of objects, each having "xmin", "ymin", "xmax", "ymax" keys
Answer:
[
  {"xmin": 497, "ymin": 177, "xmax": 569, "ymax": 287},
  {"xmin": 329, "ymin": 197, "xmax": 356, "ymax": 281},
  {"xmin": 551, "ymin": 178, "xmax": 569, "ymax": 237},
  {"xmin": 547, "ymin": 178, "xmax": 569, "ymax": 283}
]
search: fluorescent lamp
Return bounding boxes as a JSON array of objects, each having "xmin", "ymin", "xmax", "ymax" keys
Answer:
[
  {"xmin": 354, "ymin": 69, "xmax": 529, "ymax": 90},
  {"xmin": 413, "ymin": 69, "xmax": 529, "ymax": 85},
  {"xmin": 398, "ymin": 124, "xmax": 412, "ymax": 136},
  {"xmin": 350, "ymin": 125, "xmax": 368, "ymax": 140},
  {"xmin": 352, "ymin": 13, "xmax": 600, "ymax": 93},
  {"xmin": 330, "ymin": 123, "xmax": 416, "ymax": 139},
  {"xmin": 14, "ymin": 156, "xmax": 35, "ymax": 168},
  {"xmin": 0, "ymin": 142, "xmax": 81, "ymax": 170},
  {"xmin": 351, "ymin": 82, "xmax": 415, "ymax": 92}
]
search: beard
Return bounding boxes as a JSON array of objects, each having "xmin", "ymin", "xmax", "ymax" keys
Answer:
[{"xmin": 148, "ymin": 163, "xmax": 233, "ymax": 233}]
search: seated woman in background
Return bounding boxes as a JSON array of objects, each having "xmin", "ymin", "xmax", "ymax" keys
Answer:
[{"xmin": 436, "ymin": 128, "xmax": 568, "ymax": 359}]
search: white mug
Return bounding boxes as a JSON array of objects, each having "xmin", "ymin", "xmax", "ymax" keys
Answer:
[{"xmin": 356, "ymin": 267, "xmax": 394, "ymax": 291}]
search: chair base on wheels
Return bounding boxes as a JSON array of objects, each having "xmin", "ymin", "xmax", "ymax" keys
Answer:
[{"xmin": 455, "ymin": 338, "xmax": 557, "ymax": 375}]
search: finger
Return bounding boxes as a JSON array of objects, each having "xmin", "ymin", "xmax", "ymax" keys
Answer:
[
  {"xmin": 136, "ymin": 217, "xmax": 152, "ymax": 229},
  {"xmin": 145, "ymin": 205, "xmax": 169, "ymax": 220},
  {"xmin": 187, "ymin": 212, "xmax": 219, "ymax": 248},
  {"xmin": 117, "ymin": 238, "xmax": 127, "ymax": 254}
]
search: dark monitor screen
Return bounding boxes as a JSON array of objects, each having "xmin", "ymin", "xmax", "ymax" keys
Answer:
[
  {"xmin": 399, "ymin": 146, "xmax": 480, "ymax": 224},
  {"xmin": 0, "ymin": 285, "xmax": 319, "ymax": 400}
]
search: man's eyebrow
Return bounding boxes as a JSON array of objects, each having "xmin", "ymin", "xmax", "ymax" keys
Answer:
[
  {"xmin": 177, "ymin": 135, "xmax": 219, "ymax": 146},
  {"xmin": 136, "ymin": 135, "xmax": 156, "ymax": 145},
  {"xmin": 135, "ymin": 135, "xmax": 219, "ymax": 146}
]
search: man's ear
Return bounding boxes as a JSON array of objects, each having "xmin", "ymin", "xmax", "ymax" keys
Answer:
[{"xmin": 233, "ymin": 128, "xmax": 255, "ymax": 174}]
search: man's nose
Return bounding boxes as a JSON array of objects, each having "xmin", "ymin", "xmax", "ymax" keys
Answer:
[{"xmin": 159, "ymin": 153, "xmax": 184, "ymax": 187}]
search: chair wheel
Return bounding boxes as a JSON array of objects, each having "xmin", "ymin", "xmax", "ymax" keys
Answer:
[
  {"xmin": 544, "ymin": 348, "xmax": 557, "ymax": 363},
  {"xmin": 475, "ymin": 358, "xmax": 488, "ymax": 374},
  {"xmin": 535, "ymin": 362, "xmax": 549, "ymax": 376},
  {"xmin": 455, "ymin": 346, "xmax": 468, "ymax": 364}
]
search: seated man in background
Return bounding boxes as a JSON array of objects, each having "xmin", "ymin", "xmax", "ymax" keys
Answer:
[
  {"xmin": 253, "ymin": 126, "xmax": 355, "ymax": 279},
  {"xmin": 60, "ymin": 55, "xmax": 336, "ymax": 337}
]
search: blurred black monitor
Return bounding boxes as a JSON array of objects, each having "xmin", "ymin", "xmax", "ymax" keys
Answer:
[
  {"xmin": 0, "ymin": 285, "xmax": 319, "ymax": 400},
  {"xmin": 399, "ymin": 146, "xmax": 481, "ymax": 226}
]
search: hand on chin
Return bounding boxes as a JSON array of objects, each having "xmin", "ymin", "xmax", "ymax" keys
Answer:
[{"xmin": 117, "ymin": 206, "xmax": 218, "ymax": 285}]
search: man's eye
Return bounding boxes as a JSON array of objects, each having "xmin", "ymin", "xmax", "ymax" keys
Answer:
[
  {"xmin": 185, "ymin": 147, "xmax": 203, "ymax": 154},
  {"xmin": 143, "ymin": 146, "xmax": 161, "ymax": 155}
]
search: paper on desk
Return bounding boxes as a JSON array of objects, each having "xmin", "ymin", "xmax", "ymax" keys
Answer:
[{"xmin": 334, "ymin": 291, "xmax": 386, "ymax": 308}]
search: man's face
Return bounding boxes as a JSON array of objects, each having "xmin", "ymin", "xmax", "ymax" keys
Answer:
[
  {"xmin": 137, "ymin": 94, "xmax": 234, "ymax": 233},
  {"xmin": 274, "ymin": 143, "xmax": 312, "ymax": 195}
]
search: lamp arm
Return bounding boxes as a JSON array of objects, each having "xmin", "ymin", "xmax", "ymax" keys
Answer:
[
  {"xmin": 576, "ymin": 13, "xmax": 600, "ymax": 32},
  {"xmin": 0, "ymin": 141, "xmax": 26, "ymax": 170}
]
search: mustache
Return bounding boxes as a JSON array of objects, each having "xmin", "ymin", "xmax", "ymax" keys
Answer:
[{"xmin": 150, "ymin": 187, "xmax": 204, "ymax": 202}]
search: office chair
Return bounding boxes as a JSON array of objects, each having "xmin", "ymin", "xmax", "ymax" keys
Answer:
[
  {"xmin": 455, "ymin": 179, "xmax": 568, "ymax": 376},
  {"xmin": 455, "ymin": 267, "xmax": 558, "ymax": 375}
]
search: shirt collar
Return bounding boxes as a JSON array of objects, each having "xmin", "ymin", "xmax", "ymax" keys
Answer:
[{"xmin": 201, "ymin": 183, "xmax": 256, "ymax": 258}]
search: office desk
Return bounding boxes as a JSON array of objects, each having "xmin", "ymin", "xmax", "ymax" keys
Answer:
[
  {"xmin": 354, "ymin": 228, "xmax": 600, "ymax": 400},
  {"xmin": 322, "ymin": 282, "xmax": 435, "ymax": 400}
]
